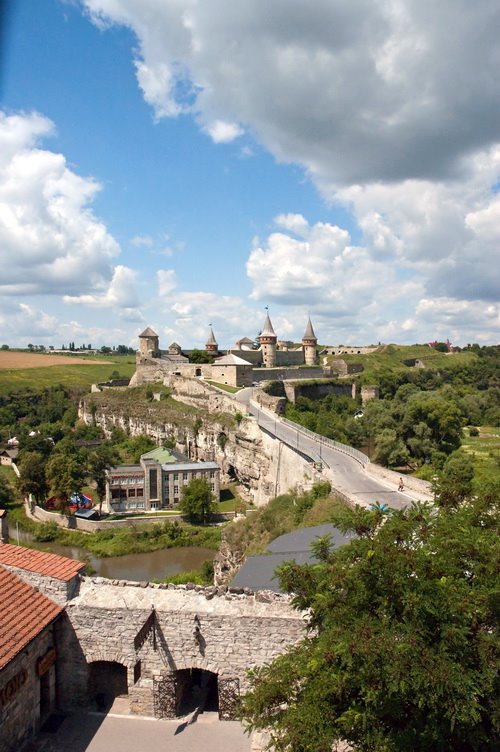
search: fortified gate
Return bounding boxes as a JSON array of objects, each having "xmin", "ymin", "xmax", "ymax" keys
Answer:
[{"xmin": 59, "ymin": 577, "xmax": 306, "ymax": 720}]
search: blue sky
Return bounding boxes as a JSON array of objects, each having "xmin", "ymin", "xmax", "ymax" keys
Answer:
[{"xmin": 0, "ymin": 0, "xmax": 499, "ymax": 349}]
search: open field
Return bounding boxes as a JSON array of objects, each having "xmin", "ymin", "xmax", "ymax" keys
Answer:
[
  {"xmin": 461, "ymin": 426, "xmax": 500, "ymax": 486},
  {"xmin": 0, "ymin": 352, "xmax": 136, "ymax": 394},
  {"xmin": 0, "ymin": 351, "xmax": 114, "ymax": 368}
]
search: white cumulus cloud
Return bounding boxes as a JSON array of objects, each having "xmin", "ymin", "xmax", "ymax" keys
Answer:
[{"xmin": 0, "ymin": 110, "xmax": 120, "ymax": 297}]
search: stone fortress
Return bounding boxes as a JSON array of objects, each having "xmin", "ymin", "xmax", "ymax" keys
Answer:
[
  {"xmin": 0, "ymin": 536, "xmax": 305, "ymax": 752},
  {"xmin": 130, "ymin": 312, "xmax": 321, "ymax": 388}
]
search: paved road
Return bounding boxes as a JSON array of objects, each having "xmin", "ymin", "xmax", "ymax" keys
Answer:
[
  {"xmin": 29, "ymin": 712, "xmax": 251, "ymax": 752},
  {"xmin": 247, "ymin": 400, "xmax": 420, "ymax": 510}
]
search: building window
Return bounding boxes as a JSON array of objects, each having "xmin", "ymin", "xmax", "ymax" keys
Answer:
[
  {"xmin": 137, "ymin": 488, "xmax": 144, "ymax": 497},
  {"xmin": 183, "ymin": 472, "xmax": 188, "ymax": 480},
  {"xmin": 149, "ymin": 468, "xmax": 158, "ymax": 499},
  {"xmin": 174, "ymin": 485, "xmax": 179, "ymax": 495},
  {"xmin": 128, "ymin": 488, "xmax": 136, "ymax": 497},
  {"xmin": 173, "ymin": 473, "xmax": 179, "ymax": 481}
]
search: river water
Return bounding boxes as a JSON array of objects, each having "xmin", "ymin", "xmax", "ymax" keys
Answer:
[{"xmin": 12, "ymin": 530, "xmax": 214, "ymax": 582}]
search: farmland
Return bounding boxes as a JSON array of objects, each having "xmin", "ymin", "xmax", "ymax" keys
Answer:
[{"xmin": 0, "ymin": 351, "xmax": 136, "ymax": 394}]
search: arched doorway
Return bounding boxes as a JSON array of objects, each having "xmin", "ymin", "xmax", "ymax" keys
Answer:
[
  {"xmin": 175, "ymin": 668, "xmax": 218, "ymax": 716},
  {"xmin": 88, "ymin": 661, "xmax": 128, "ymax": 712}
]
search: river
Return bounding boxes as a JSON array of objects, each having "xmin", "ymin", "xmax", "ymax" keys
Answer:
[{"xmin": 11, "ymin": 529, "xmax": 214, "ymax": 582}]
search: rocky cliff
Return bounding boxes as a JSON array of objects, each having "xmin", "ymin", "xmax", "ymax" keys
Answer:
[{"xmin": 80, "ymin": 385, "xmax": 316, "ymax": 507}]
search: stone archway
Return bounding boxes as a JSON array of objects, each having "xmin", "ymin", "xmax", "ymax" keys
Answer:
[
  {"xmin": 153, "ymin": 659, "xmax": 240, "ymax": 721},
  {"xmin": 175, "ymin": 668, "xmax": 218, "ymax": 716},
  {"xmin": 88, "ymin": 661, "xmax": 128, "ymax": 711},
  {"xmin": 84, "ymin": 650, "xmax": 137, "ymax": 712}
]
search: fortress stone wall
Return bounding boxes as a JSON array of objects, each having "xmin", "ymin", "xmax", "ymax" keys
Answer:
[{"xmin": 56, "ymin": 578, "xmax": 306, "ymax": 719}]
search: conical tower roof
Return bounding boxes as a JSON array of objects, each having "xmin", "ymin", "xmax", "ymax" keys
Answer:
[
  {"xmin": 260, "ymin": 312, "xmax": 276, "ymax": 338},
  {"xmin": 206, "ymin": 326, "xmax": 218, "ymax": 346},
  {"xmin": 139, "ymin": 326, "xmax": 158, "ymax": 338},
  {"xmin": 302, "ymin": 317, "xmax": 317, "ymax": 342}
]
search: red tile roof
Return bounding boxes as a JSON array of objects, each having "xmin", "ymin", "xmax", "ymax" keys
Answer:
[
  {"xmin": 0, "ymin": 543, "xmax": 85, "ymax": 581},
  {"xmin": 0, "ymin": 566, "xmax": 63, "ymax": 670}
]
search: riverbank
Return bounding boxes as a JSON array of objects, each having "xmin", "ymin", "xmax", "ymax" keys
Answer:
[{"xmin": 7, "ymin": 499, "xmax": 222, "ymax": 558}]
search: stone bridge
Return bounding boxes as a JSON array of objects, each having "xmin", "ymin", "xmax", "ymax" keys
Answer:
[{"xmin": 58, "ymin": 576, "xmax": 306, "ymax": 721}]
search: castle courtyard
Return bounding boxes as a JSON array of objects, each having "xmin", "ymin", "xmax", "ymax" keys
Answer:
[{"xmin": 27, "ymin": 711, "xmax": 251, "ymax": 752}]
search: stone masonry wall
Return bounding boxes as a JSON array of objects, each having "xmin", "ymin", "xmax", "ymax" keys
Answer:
[
  {"xmin": 63, "ymin": 578, "xmax": 306, "ymax": 717},
  {"xmin": 0, "ymin": 565, "xmax": 79, "ymax": 606},
  {"xmin": 0, "ymin": 623, "xmax": 57, "ymax": 752}
]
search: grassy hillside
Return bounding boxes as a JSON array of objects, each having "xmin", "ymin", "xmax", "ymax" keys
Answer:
[
  {"xmin": 0, "ymin": 355, "xmax": 136, "ymax": 395},
  {"xmin": 325, "ymin": 344, "xmax": 478, "ymax": 383}
]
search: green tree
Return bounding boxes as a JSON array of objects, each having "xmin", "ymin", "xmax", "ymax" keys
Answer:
[
  {"xmin": 240, "ymin": 497, "xmax": 500, "ymax": 752},
  {"xmin": 0, "ymin": 474, "xmax": 12, "ymax": 508},
  {"xmin": 46, "ymin": 447, "xmax": 86, "ymax": 502},
  {"xmin": 17, "ymin": 450, "xmax": 49, "ymax": 504},
  {"xmin": 434, "ymin": 451, "xmax": 475, "ymax": 508},
  {"xmin": 179, "ymin": 477, "xmax": 215, "ymax": 524},
  {"xmin": 87, "ymin": 443, "xmax": 119, "ymax": 515},
  {"xmin": 372, "ymin": 428, "xmax": 410, "ymax": 467}
]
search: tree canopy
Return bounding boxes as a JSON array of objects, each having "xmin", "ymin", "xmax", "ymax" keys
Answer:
[
  {"xmin": 179, "ymin": 477, "xmax": 215, "ymax": 524},
  {"xmin": 240, "ymin": 494, "xmax": 500, "ymax": 752}
]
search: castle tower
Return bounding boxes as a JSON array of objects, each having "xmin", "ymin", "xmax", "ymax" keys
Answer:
[
  {"xmin": 205, "ymin": 326, "xmax": 219, "ymax": 355},
  {"xmin": 138, "ymin": 327, "xmax": 160, "ymax": 358},
  {"xmin": 302, "ymin": 317, "xmax": 318, "ymax": 365},
  {"xmin": 258, "ymin": 310, "xmax": 277, "ymax": 367}
]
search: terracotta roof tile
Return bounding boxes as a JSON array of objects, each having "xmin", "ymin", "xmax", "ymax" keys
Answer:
[
  {"xmin": 0, "ymin": 543, "xmax": 84, "ymax": 582},
  {"xmin": 0, "ymin": 566, "xmax": 63, "ymax": 670}
]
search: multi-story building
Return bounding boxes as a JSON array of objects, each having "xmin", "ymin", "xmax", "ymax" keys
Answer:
[{"xmin": 106, "ymin": 447, "xmax": 220, "ymax": 513}]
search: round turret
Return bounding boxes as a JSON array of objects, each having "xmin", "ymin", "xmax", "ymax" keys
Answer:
[
  {"xmin": 205, "ymin": 326, "xmax": 219, "ymax": 355},
  {"xmin": 257, "ymin": 311, "xmax": 277, "ymax": 367},
  {"xmin": 302, "ymin": 318, "xmax": 318, "ymax": 366}
]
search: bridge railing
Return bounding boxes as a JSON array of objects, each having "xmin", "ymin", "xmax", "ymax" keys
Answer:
[
  {"xmin": 280, "ymin": 416, "xmax": 370, "ymax": 465},
  {"xmin": 248, "ymin": 400, "xmax": 369, "ymax": 466}
]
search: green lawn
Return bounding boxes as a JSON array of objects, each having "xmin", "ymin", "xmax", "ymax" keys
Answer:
[
  {"xmin": 0, "ymin": 360, "xmax": 136, "ymax": 395},
  {"xmin": 461, "ymin": 426, "xmax": 500, "ymax": 487},
  {"xmin": 205, "ymin": 380, "xmax": 241, "ymax": 393}
]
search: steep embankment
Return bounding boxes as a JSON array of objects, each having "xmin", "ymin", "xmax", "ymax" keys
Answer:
[{"xmin": 80, "ymin": 382, "xmax": 318, "ymax": 506}]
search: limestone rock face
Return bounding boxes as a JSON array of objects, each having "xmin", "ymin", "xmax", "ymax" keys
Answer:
[
  {"xmin": 79, "ymin": 391, "xmax": 314, "ymax": 507},
  {"xmin": 213, "ymin": 539, "xmax": 246, "ymax": 586}
]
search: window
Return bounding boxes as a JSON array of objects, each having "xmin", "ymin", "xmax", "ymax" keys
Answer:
[
  {"xmin": 183, "ymin": 472, "xmax": 188, "ymax": 480},
  {"xmin": 173, "ymin": 473, "xmax": 179, "ymax": 481},
  {"xmin": 174, "ymin": 485, "xmax": 179, "ymax": 495},
  {"xmin": 137, "ymin": 488, "xmax": 144, "ymax": 497},
  {"xmin": 149, "ymin": 468, "xmax": 158, "ymax": 499},
  {"xmin": 128, "ymin": 488, "xmax": 136, "ymax": 497}
]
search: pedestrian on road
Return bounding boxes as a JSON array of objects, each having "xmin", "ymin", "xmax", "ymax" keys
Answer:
[{"xmin": 398, "ymin": 477, "xmax": 405, "ymax": 492}]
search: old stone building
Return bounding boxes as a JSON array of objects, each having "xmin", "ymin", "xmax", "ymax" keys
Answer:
[
  {"xmin": 0, "ymin": 531, "xmax": 305, "ymax": 748},
  {"xmin": 0, "ymin": 545, "xmax": 84, "ymax": 752}
]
